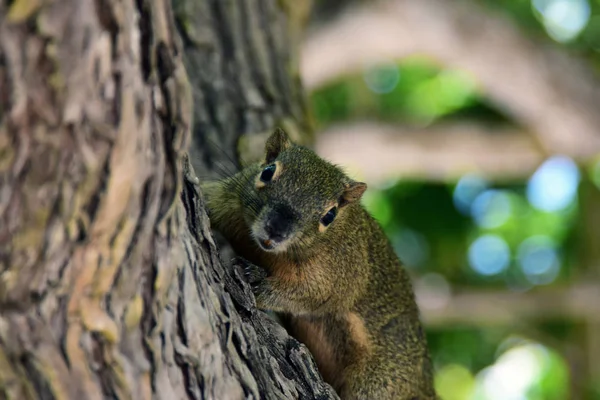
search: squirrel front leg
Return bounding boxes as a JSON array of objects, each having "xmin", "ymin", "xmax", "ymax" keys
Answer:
[{"xmin": 237, "ymin": 258, "xmax": 355, "ymax": 315}]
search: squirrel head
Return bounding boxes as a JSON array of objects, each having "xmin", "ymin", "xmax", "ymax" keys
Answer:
[{"xmin": 244, "ymin": 128, "xmax": 367, "ymax": 254}]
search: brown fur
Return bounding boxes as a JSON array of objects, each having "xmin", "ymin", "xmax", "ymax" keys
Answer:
[
  {"xmin": 202, "ymin": 128, "xmax": 437, "ymax": 399},
  {"xmin": 291, "ymin": 317, "xmax": 340, "ymax": 387},
  {"xmin": 346, "ymin": 312, "xmax": 371, "ymax": 353}
]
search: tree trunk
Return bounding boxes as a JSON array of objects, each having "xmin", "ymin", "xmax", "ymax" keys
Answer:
[{"xmin": 0, "ymin": 0, "xmax": 336, "ymax": 398}]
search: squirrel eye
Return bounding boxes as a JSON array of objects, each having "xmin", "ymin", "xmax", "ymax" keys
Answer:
[
  {"xmin": 260, "ymin": 164, "xmax": 277, "ymax": 182},
  {"xmin": 320, "ymin": 207, "xmax": 337, "ymax": 227}
]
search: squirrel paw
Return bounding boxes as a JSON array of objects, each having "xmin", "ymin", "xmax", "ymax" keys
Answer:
[
  {"xmin": 233, "ymin": 257, "xmax": 267, "ymax": 287},
  {"xmin": 232, "ymin": 257, "xmax": 272, "ymax": 310}
]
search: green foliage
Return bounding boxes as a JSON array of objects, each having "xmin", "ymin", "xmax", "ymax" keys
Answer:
[
  {"xmin": 435, "ymin": 364, "xmax": 475, "ymax": 400},
  {"xmin": 311, "ymin": 56, "xmax": 486, "ymax": 127}
]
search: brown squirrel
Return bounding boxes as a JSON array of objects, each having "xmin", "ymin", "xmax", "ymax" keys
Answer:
[{"xmin": 202, "ymin": 128, "xmax": 436, "ymax": 400}]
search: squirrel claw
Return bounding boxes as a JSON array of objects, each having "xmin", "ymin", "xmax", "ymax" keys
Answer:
[{"xmin": 232, "ymin": 257, "xmax": 267, "ymax": 286}]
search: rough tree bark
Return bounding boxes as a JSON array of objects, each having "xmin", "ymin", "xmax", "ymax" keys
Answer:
[{"xmin": 0, "ymin": 0, "xmax": 336, "ymax": 399}]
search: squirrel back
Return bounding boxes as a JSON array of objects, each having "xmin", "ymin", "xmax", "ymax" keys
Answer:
[{"xmin": 202, "ymin": 129, "xmax": 436, "ymax": 399}]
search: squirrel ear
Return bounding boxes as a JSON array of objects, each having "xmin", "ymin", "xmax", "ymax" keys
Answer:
[
  {"xmin": 340, "ymin": 181, "xmax": 367, "ymax": 207},
  {"xmin": 265, "ymin": 127, "xmax": 291, "ymax": 163}
]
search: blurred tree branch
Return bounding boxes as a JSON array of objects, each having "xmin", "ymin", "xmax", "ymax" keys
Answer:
[
  {"xmin": 316, "ymin": 121, "xmax": 544, "ymax": 182},
  {"xmin": 418, "ymin": 282, "xmax": 600, "ymax": 326},
  {"xmin": 302, "ymin": 0, "xmax": 600, "ymax": 160}
]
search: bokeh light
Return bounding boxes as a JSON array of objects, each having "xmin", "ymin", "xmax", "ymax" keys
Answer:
[
  {"xmin": 471, "ymin": 339, "xmax": 569, "ymax": 400},
  {"xmin": 363, "ymin": 62, "xmax": 401, "ymax": 94},
  {"xmin": 453, "ymin": 174, "xmax": 488, "ymax": 216},
  {"xmin": 468, "ymin": 234, "xmax": 511, "ymax": 276},
  {"xmin": 517, "ymin": 235, "xmax": 561, "ymax": 285},
  {"xmin": 526, "ymin": 155, "xmax": 580, "ymax": 212},
  {"xmin": 392, "ymin": 229, "xmax": 430, "ymax": 268},
  {"xmin": 532, "ymin": 0, "xmax": 591, "ymax": 42},
  {"xmin": 475, "ymin": 344, "xmax": 546, "ymax": 400},
  {"xmin": 471, "ymin": 189, "xmax": 512, "ymax": 229},
  {"xmin": 435, "ymin": 364, "xmax": 475, "ymax": 400}
]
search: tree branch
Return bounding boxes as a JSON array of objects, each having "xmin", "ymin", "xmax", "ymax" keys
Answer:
[
  {"xmin": 316, "ymin": 121, "xmax": 543, "ymax": 182},
  {"xmin": 418, "ymin": 283, "xmax": 600, "ymax": 326}
]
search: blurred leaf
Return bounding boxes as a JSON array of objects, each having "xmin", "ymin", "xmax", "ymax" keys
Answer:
[{"xmin": 435, "ymin": 364, "xmax": 475, "ymax": 400}]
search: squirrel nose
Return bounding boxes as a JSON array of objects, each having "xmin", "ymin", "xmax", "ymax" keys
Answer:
[
  {"xmin": 264, "ymin": 217, "xmax": 290, "ymax": 241},
  {"xmin": 264, "ymin": 205, "xmax": 296, "ymax": 241}
]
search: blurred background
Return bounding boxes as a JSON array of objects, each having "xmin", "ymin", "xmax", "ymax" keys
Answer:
[{"xmin": 301, "ymin": 0, "xmax": 600, "ymax": 399}]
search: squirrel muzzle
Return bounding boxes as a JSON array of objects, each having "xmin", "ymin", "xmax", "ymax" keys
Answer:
[{"xmin": 252, "ymin": 203, "xmax": 299, "ymax": 252}]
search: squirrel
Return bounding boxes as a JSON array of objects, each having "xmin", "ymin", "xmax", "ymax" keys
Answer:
[{"xmin": 201, "ymin": 128, "xmax": 436, "ymax": 400}]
